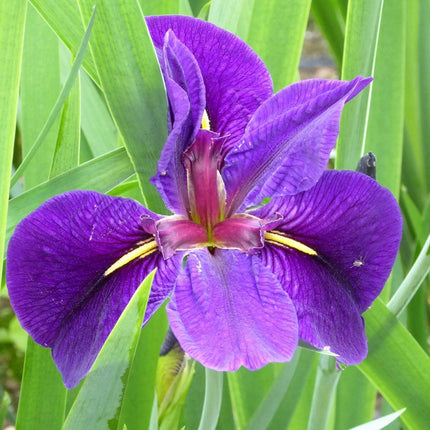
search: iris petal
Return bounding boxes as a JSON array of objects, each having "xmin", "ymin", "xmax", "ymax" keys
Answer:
[
  {"xmin": 6, "ymin": 191, "xmax": 180, "ymax": 388},
  {"xmin": 223, "ymin": 77, "xmax": 372, "ymax": 213},
  {"xmin": 212, "ymin": 214, "xmax": 264, "ymax": 252},
  {"xmin": 156, "ymin": 215, "xmax": 208, "ymax": 258},
  {"xmin": 152, "ymin": 29, "xmax": 206, "ymax": 214},
  {"xmin": 253, "ymin": 170, "xmax": 402, "ymax": 363},
  {"xmin": 167, "ymin": 249, "xmax": 298, "ymax": 371},
  {"xmin": 261, "ymin": 244, "xmax": 368, "ymax": 364},
  {"xmin": 146, "ymin": 15, "xmax": 273, "ymax": 152},
  {"xmin": 162, "ymin": 30, "xmax": 205, "ymax": 141}
]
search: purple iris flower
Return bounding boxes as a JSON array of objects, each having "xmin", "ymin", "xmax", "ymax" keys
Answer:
[{"xmin": 6, "ymin": 15, "xmax": 402, "ymax": 389}]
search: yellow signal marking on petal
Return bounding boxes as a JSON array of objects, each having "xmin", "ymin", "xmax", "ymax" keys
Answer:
[
  {"xmin": 201, "ymin": 110, "xmax": 210, "ymax": 130},
  {"xmin": 104, "ymin": 238, "xmax": 158, "ymax": 277},
  {"xmin": 264, "ymin": 231, "xmax": 317, "ymax": 256}
]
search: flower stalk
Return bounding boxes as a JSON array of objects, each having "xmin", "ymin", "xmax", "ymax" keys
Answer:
[
  {"xmin": 197, "ymin": 368, "xmax": 223, "ymax": 430},
  {"xmin": 307, "ymin": 355, "xmax": 341, "ymax": 430}
]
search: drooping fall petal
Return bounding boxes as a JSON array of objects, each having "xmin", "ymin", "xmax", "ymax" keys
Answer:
[
  {"xmin": 6, "ymin": 191, "xmax": 180, "ymax": 388},
  {"xmin": 167, "ymin": 248, "xmax": 298, "ymax": 371},
  {"xmin": 253, "ymin": 170, "xmax": 402, "ymax": 362},
  {"xmin": 261, "ymin": 244, "xmax": 368, "ymax": 364}
]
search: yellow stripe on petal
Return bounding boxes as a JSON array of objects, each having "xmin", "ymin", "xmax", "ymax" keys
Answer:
[
  {"xmin": 104, "ymin": 238, "xmax": 158, "ymax": 276},
  {"xmin": 201, "ymin": 109, "xmax": 210, "ymax": 130},
  {"xmin": 264, "ymin": 231, "xmax": 317, "ymax": 256}
]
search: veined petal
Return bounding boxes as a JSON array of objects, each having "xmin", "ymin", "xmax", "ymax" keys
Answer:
[
  {"xmin": 254, "ymin": 170, "xmax": 402, "ymax": 311},
  {"xmin": 152, "ymin": 29, "xmax": 206, "ymax": 214},
  {"xmin": 146, "ymin": 15, "xmax": 273, "ymax": 153},
  {"xmin": 162, "ymin": 30, "xmax": 205, "ymax": 141},
  {"xmin": 151, "ymin": 78, "xmax": 190, "ymax": 214},
  {"xmin": 253, "ymin": 170, "xmax": 402, "ymax": 363},
  {"xmin": 223, "ymin": 77, "xmax": 372, "ymax": 213},
  {"xmin": 261, "ymin": 244, "xmax": 367, "ymax": 364},
  {"xmin": 167, "ymin": 249, "xmax": 298, "ymax": 371},
  {"xmin": 6, "ymin": 191, "xmax": 180, "ymax": 388}
]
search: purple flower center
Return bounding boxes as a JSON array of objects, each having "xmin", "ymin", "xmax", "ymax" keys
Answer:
[
  {"xmin": 183, "ymin": 129, "xmax": 226, "ymax": 236},
  {"xmin": 156, "ymin": 129, "xmax": 264, "ymax": 258}
]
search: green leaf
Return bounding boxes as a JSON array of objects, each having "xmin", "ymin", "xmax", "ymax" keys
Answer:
[
  {"xmin": 0, "ymin": 0, "xmax": 26, "ymax": 283},
  {"xmin": 359, "ymin": 299, "xmax": 430, "ymax": 430},
  {"xmin": 268, "ymin": 350, "xmax": 318, "ymax": 430},
  {"xmin": 63, "ymin": 271, "xmax": 155, "ymax": 430},
  {"xmin": 50, "ymin": 71, "xmax": 81, "ymax": 177},
  {"xmin": 307, "ymin": 355, "xmax": 341, "ymax": 430},
  {"xmin": 336, "ymin": 0, "xmax": 384, "ymax": 171},
  {"xmin": 20, "ymin": 3, "xmax": 61, "ymax": 188},
  {"xmin": 388, "ymin": 233, "xmax": 430, "ymax": 317},
  {"xmin": 208, "ymin": 0, "xmax": 247, "ymax": 34},
  {"xmin": 118, "ymin": 308, "xmax": 168, "ymax": 430},
  {"xmin": 196, "ymin": 1, "xmax": 210, "ymax": 20},
  {"xmin": 358, "ymin": 0, "xmax": 405, "ymax": 198},
  {"xmin": 197, "ymin": 369, "xmax": 223, "ymax": 430},
  {"xmin": 216, "ymin": 372, "xmax": 236, "ymax": 430},
  {"xmin": 16, "ymin": 340, "xmax": 66, "ymax": 430},
  {"xmin": 338, "ymin": 0, "xmax": 405, "ymax": 200},
  {"xmin": 181, "ymin": 362, "xmax": 205, "ymax": 429},
  {"xmin": 80, "ymin": 71, "xmax": 119, "ymax": 158},
  {"xmin": 245, "ymin": 351, "xmax": 301, "ymax": 430},
  {"xmin": 30, "ymin": 0, "xmax": 99, "ymax": 83},
  {"xmin": 189, "ymin": 0, "xmax": 208, "ymax": 16},
  {"xmin": 311, "ymin": 0, "xmax": 346, "ymax": 67},
  {"xmin": 349, "ymin": 408, "xmax": 405, "ymax": 430},
  {"xmin": 78, "ymin": 0, "xmax": 168, "ymax": 213},
  {"xmin": 400, "ymin": 187, "xmax": 427, "ymax": 245},
  {"xmin": 334, "ymin": 368, "xmax": 375, "ymax": 430},
  {"xmin": 0, "ymin": 390, "xmax": 11, "ymax": 429},
  {"xmin": 287, "ymin": 358, "xmax": 318, "ymax": 430},
  {"xmin": 417, "ymin": 1, "xmax": 430, "ymax": 193},
  {"xmin": 402, "ymin": 1, "xmax": 427, "ymax": 207},
  {"xmin": 5, "ymin": 148, "xmax": 134, "ymax": 246},
  {"xmin": 179, "ymin": 0, "xmax": 193, "ymax": 15},
  {"xmin": 157, "ymin": 353, "xmax": 195, "ymax": 430},
  {"xmin": 245, "ymin": 0, "xmax": 311, "ymax": 90},
  {"xmin": 10, "ymin": 5, "xmax": 96, "ymax": 188},
  {"xmin": 108, "ymin": 179, "xmax": 145, "ymax": 204},
  {"xmin": 138, "ymin": 0, "xmax": 181, "ymax": 15},
  {"xmin": 227, "ymin": 364, "xmax": 281, "ymax": 429}
]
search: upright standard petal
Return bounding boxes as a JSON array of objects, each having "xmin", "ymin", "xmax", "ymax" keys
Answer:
[
  {"xmin": 6, "ymin": 191, "xmax": 180, "ymax": 388},
  {"xmin": 152, "ymin": 30, "xmax": 206, "ymax": 215},
  {"xmin": 167, "ymin": 249, "xmax": 298, "ymax": 371},
  {"xmin": 223, "ymin": 77, "xmax": 372, "ymax": 213},
  {"xmin": 162, "ymin": 30, "xmax": 205, "ymax": 141},
  {"xmin": 151, "ymin": 78, "xmax": 191, "ymax": 214},
  {"xmin": 254, "ymin": 170, "xmax": 402, "ymax": 363},
  {"xmin": 146, "ymin": 15, "xmax": 273, "ymax": 151}
]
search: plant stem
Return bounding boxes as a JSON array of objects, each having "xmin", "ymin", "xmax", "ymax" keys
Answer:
[
  {"xmin": 388, "ymin": 232, "xmax": 430, "ymax": 316},
  {"xmin": 307, "ymin": 355, "xmax": 341, "ymax": 430},
  {"xmin": 197, "ymin": 368, "xmax": 223, "ymax": 430},
  {"xmin": 246, "ymin": 351, "xmax": 301, "ymax": 430}
]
